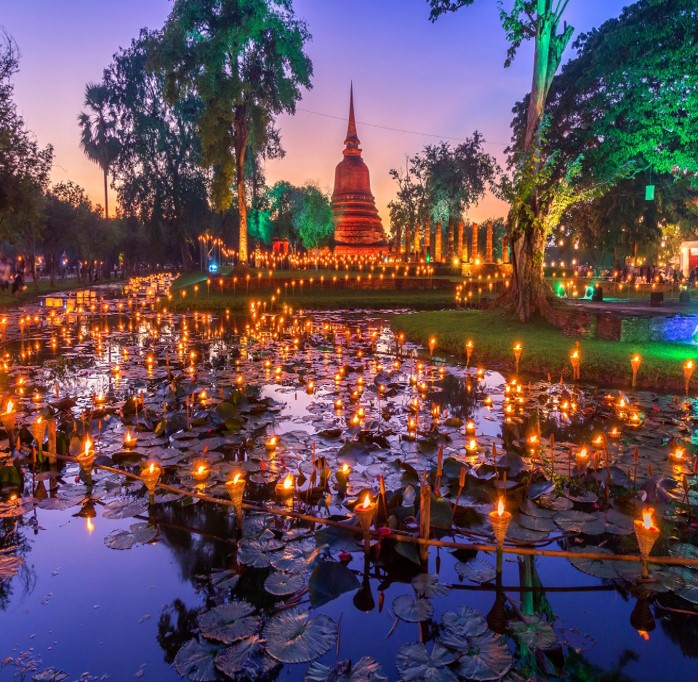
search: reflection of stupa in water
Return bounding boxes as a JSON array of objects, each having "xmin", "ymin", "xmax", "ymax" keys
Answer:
[{"xmin": 332, "ymin": 84, "xmax": 387, "ymax": 256}]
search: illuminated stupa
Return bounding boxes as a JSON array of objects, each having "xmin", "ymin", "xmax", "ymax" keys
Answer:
[{"xmin": 332, "ymin": 84, "xmax": 387, "ymax": 256}]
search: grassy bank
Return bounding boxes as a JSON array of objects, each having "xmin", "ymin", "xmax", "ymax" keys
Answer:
[
  {"xmin": 392, "ymin": 309, "xmax": 697, "ymax": 392},
  {"xmin": 0, "ymin": 277, "xmax": 85, "ymax": 309},
  {"xmin": 169, "ymin": 287, "xmax": 457, "ymax": 313}
]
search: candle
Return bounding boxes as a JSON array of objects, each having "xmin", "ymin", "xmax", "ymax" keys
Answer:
[
  {"xmin": 634, "ymin": 507, "xmax": 659, "ymax": 578},
  {"xmin": 265, "ymin": 435, "xmax": 279, "ymax": 451},
  {"xmin": 336, "ymin": 463, "xmax": 350, "ymax": 488},
  {"xmin": 489, "ymin": 497, "xmax": 512, "ymax": 547},
  {"xmin": 465, "ymin": 420, "xmax": 476, "ymax": 435},
  {"xmin": 275, "ymin": 473, "xmax": 295, "ymax": 500},
  {"xmin": 465, "ymin": 339, "xmax": 474, "ymax": 366},
  {"xmin": 513, "ymin": 343, "xmax": 522, "ymax": 373},
  {"xmin": 192, "ymin": 461, "xmax": 209, "ymax": 483},
  {"xmin": 123, "ymin": 430, "xmax": 137, "ymax": 449},
  {"xmin": 669, "ymin": 446, "xmax": 685, "ymax": 463},
  {"xmin": 142, "ymin": 462, "xmax": 161, "ymax": 502},
  {"xmin": 226, "ymin": 471, "xmax": 246, "ymax": 527},
  {"xmin": 631, "ymin": 354, "xmax": 641, "ymax": 389},
  {"xmin": 354, "ymin": 492, "xmax": 376, "ymax": 553}
]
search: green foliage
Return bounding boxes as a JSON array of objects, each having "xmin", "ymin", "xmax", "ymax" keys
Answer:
[
  {"xmin": 101, "ymin": 29, "xmax": 210, "ymax": 266},
  {"xmin": 78, "ymin": 83, "xmax": 120, "ymax": 218},
  {"xmin": 0, "ymin": 30, "xmax": 53, "ymax": 238},
  {"xmin": 151, "ymin": 0, "xmax": 313, "ymax": 260},
  {"xmin": 292, "ymin": 185, "xmax": 334, "ymax": 251}
]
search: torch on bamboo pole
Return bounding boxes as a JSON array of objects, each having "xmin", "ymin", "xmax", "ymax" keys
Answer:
[{"xmin": 50, "ymin": 454, "xmax": 698, "ymax": 568}]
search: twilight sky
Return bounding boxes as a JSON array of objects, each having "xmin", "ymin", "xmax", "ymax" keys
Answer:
[{"xmin": 1, "ymin": 0, "xmax": 630, "ymax": 225}]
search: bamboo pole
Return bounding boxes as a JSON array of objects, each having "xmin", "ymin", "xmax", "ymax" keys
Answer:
[{"xmin": 49, "ymin": 454, "xmax": 698, "ymax": 568}]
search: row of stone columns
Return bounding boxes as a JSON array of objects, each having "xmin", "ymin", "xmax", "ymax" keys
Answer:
[{"xmin": 402, "ymin": 219, "xmax": 509, "ymax": 264}]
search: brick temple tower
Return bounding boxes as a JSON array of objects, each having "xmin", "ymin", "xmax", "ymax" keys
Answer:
[{"xmin": 332, "ymin": 84, "xmax": 387, "ymax": 256}]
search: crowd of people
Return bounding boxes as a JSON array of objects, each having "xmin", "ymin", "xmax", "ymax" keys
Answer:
[{"xmin": 0, "ymin": 256, "xmax": 24, "ymax": 293}]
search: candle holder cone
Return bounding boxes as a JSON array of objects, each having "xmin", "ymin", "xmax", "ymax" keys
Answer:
[
  {"xmin": 1, "ymin": 412, "xmax": 16, "ymax": 434},
  {"xmin": 226, "ymin": 481, "xmax": 246, "ymax": 529},
  {"xmin": 142, "ymin": 467, "xmax": 161, "ymax": 503},
  {"xmin": 77, "ymin": 451, "xmax": 95, "ymax": 485},
  {"xmin": 30, "ymin": 421, "xmax": 46, "ymax": 448},
  {"xmin": 630, "ymin": 595, "xmax": 655, "ymax": 633},
  {"xmin": 355, "ymin": 506, "xmax": 374, "ymax": 553},
  {"xmin": 634, "ymin": 520, "xmax": 659, "ymax": 578},
  {"xmin": 486, "ymin": 591, "xmax": 508, "ymax": 635},
  {"xmin": 489, "ymin": 511, "xmax": 511, "ymax": 547}
]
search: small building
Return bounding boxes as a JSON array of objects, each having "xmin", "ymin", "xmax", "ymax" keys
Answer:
[
  {"xmin": 272, "ymin": 239, "xmax": 290, "ymax": 255},
  {"xmin": 679, "ymin": 241, "xmax": 698, "ymax": 276}
]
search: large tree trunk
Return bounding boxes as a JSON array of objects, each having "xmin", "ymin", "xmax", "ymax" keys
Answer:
[
  {"xmin": 235, "ymin": 116, "xmax": 250, "ymax": 265},
  {"xmin": 496, "ymin": 0, "xmax": 573, "ymax": 321},
  {"xmin": 103, "ymin": 168, "xmax": 109, "ymax": 220},
  {"xmin": 502, "ymin": 220, "xmax": 551, "ymax": 320}
]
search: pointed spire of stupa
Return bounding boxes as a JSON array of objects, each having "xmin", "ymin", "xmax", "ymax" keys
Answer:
[{"xmin": 344, "ymin": 81, "xmax": 361, "ymax": 153}]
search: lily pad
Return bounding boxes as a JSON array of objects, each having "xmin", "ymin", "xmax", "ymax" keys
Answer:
[
  {"xmin": 174, "ymin": 637, "xmax": 220, "ymax": 681},
  {"xmin": 441, "ymin": 605, "xmax": 488, "ymax": 640},
  {"xmin": 568, "ymin": 546, "xmax": 620, "ymax": 580},
  {"xmin": 237, "ymin": 537, "xmax": 284, "ymax": 568},
  {"xmin": 263, "ymin": 606, "xmax": 336, "ymax": 664},
  {"xmin": 104, "ymin": 522, "xmax": 158, "ymax": 550},
  {"xmin": 411, "ymin": 573, "xmax": 451, "ymax": 598},
  {"xmin": 509, "ymin": 615, "xmax": 557, "ymax": 649},
  {"xmin": 395, "ymin": 642, "xmax": 457, "ymax": 682},
  {"xmin": 214, "ymin": 636, "xmax": 278, "ymax": 679},
  {"xmin": 305, "ymin": 657, "xmax": 388, "ymax": 682},
  {"xmin": 265, "ymin": 570, "xmax": 306, "ymax": 596},
  {"xmin": 453, "ymin": 633, "xmax": 512, "ymax": 681},
  {"xmin": 454, "ymin": 557, "xmax": 496, "ymax": 585},
  {"xmin": 308, "ymin": 561, "xmax": 360, "ymax": 607},
  {"xmin": 392, "ymin": 594, "xmax": 434, "ymax": 622},
  {"xmin": 197, "ymin": 601, "xmax": 260, "ymax": 645}
]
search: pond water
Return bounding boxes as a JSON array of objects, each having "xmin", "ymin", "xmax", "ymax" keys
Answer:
[{"xmin": 1, "ymin": 278, "xmax": 697, "ymax": 681}]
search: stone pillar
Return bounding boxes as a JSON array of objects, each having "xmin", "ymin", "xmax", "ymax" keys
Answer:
[
  {"xmin": 471, "ymin": 223, "xmax": 479, "ymax": 263},
  {"xmin": 447, "ymin": 217, "xmax": 455, "ymax": 259},
  {"xmin": 457, "ymin": 219, "xmax": 465, "ymax": 261},
  {"xmin": 435, "ymin": 221, "xmax": 442, "ymax": 263},
  {"xmin": 414, "ymin": 223, "xmax": 421, "ymax": 257},
  {"xmin": 486, "ymin": 219, "xmax": 494, "ymax": 264},
  {"xmin": 404, "ymin": 225, "xmax": 411, "ymax": 262},
  {"xmin": 502, "ymin": 235, "xmax": 509, "ymax": 264}
]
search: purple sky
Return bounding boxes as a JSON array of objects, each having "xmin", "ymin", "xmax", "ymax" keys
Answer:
[{"xmin": 1, "ymin": 0, "xmax": 630, "ymax": 225}]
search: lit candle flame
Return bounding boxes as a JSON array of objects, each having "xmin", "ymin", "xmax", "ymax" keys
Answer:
[
  {"xmin": 359, "ymin": 492, "xmax": 372, "ymax": 510},
  {"xmin": 233, "ymin": 472, "xmax": 242, "ymax": 485},
  {"xmin": 84, "ymin": 439, "xmax": 91, "ymax": 456},
  {"xmin": 6, "ymin": 400, "xmax": 13, "ymax": 414},
  {"xmin": 149, "ymin": 463, "xmax": 155, "ymax": 474},
  {"xmin": 197, "ymin": 464, "xmax": 205, "ymax": 475},
  {"xmin": 342, "ymin": 464, "xmax": 349, "ymax": 474},
  {"xmin": 497, "ymin": 498, "xmax": 505, "ymax": 517},
  {"xmin": 642, "ymin": 507, "xmax": 656, "ymax": 531},
  {"xmin": 283, "ymin": 474, "xmax": 294, "ymax": 490}
]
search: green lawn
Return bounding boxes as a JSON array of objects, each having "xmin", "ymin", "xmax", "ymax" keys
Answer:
[
  {"xmin": 0, "ymin": 277, "xmax": 85, "ymax": 309},
  {"xmin": 169, "ymin": 286, "xmax": 457, "ymax": 312},
  {"xmin": 392, "ymin": 309, "xmax": 697, "ymax": 392}
]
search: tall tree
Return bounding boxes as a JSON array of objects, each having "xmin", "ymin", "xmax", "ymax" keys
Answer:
[
  {"xmin": 517, "ymin": 0, "xmax": 698, "ymax": 263},
  {"xmin": 78, "ymin": 83, "xmax": 120, "ymax": 219},
  {"xmin": 102, "ymin": 30, "xmax": 210, "ymax": 268},
  {"xmin": 292, "ymin": 184, "xmax": 334, "ymax": 252},
  {"xmin": 429, "ymin": 1, "xmax": 574, "ymax": 320},
  {"xmin": 151, "ymin": 0, "xmax": 313, "ymax": 263}
]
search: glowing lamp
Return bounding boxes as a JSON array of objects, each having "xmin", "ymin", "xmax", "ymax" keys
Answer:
[
  {"xmin": 192, "ymin": 461, "xmax": 210, "ymax": 483},
  {"xmin": 489, "ymin": 498, "xmax": 512, "ymax": 547},
  {"xmin": 634, "ymin": 507, "xmax": 660, "ymax": 579},
  {"xmin": 354, "ymin": 492, "xmax": 376, "ymax": 553},
  {"xmin": 275, "ymin": 473, "xmax": 295, "ymax": 500},
  {"xmin": 142, "ymin": 462, "xmax": 162, "ymax": 502},
  {"xmin": 265, "ymin": 435, "xmax": 279, "ymax": 451}
]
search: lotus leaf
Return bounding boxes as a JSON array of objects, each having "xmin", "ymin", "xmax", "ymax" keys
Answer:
[
  {"xmin": 197, "ymin": 601, "xmax": 260, "ymax": 644},
  {"xmin": 263, "ymin": 606, "xmax": 336, "ymax": 664}
]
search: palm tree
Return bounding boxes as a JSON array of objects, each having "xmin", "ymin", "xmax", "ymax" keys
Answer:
[{"xmin": 78, "ymin": 83, "xmax": 119, "ymax": 219}]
